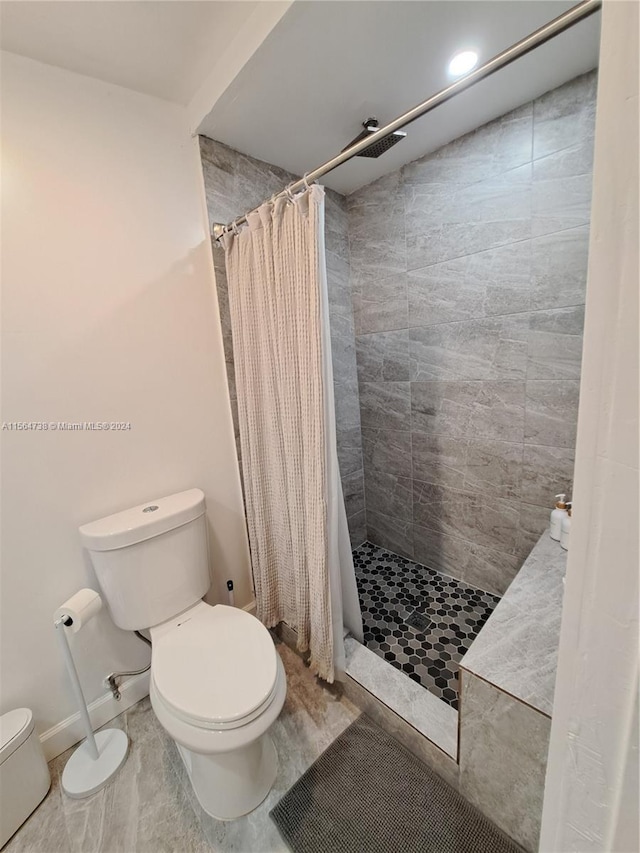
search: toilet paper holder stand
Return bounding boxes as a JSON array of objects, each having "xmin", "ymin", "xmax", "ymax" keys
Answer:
[{"xmin": 54, "ymin": 590, "xmax": 129, "ymax": 799}]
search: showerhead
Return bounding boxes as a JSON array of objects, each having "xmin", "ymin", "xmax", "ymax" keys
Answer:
[{"xmin": 342, "ymin": 118, "xmax": 407, "ymax": 158}]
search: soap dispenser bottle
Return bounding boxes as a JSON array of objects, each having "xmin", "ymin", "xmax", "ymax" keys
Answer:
[
  {"xmin": 550, "ymin": 494, "xmax": 568, "ymax": 541},
  {"xmin": 560, "ymin": 504, "xmax": 572, "ymax": 551}
]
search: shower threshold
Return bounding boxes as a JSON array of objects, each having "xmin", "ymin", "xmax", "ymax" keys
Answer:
[{"xmin": 275, "ymin": 542, "xmax": 501, "ymax": 768}]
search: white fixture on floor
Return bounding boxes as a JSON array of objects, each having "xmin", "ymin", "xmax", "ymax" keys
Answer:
[
  {"xmin": 0, "ymin": 708, "xmax": 50, "ymax": 847},
  {"xmin": 79, "ymin": 488, "xmax": 286, "ymax": 820},
  {"xmin": 54, "ymin": 589, "xmax": 129, "ymax": 799}
]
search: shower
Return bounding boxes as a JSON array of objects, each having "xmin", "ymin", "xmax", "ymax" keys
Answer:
[
  {"xmin": 205, "ymin": 0, "xmax": 600, "ymax": 713},
  {"xmin": 341, "ymin": 118, "xmax": 407, "ymax": 158}
]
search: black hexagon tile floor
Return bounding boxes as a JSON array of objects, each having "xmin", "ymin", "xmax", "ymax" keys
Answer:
[{"xmin": 353, "ymin": 541, "xmax": 500, "ymax": 710}]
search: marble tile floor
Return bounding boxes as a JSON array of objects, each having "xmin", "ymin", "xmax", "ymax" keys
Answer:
[
  {"xmin": 5, "ymin": 642, "xmax": 359, "ymax": 853},
  {"xmin": 354, "ymin": 541, "xmax": 500, "ymax": 710}
]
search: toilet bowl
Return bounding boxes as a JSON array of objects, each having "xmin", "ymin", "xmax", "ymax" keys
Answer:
[
  {"xmin": 149, "ymin": 601, "xmax": 287, "ymax": 819},
  {"xmin": 79, "ymin": 488, "xmax": 287, "ymax": 821}
]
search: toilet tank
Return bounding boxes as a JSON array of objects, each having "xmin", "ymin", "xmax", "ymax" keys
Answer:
[{"xmin": 79, "ymin": 489, "xmax": 210, "ymax": 631}]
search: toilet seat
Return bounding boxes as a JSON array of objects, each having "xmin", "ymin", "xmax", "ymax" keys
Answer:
[{"xmin": 150, "ymin": 602, "xmax": 279, "ymax": 731}]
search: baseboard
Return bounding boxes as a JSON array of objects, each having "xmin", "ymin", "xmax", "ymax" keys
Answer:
[{"xmin": 39, "ymin": 671, "xmax": 150, "ymax": 761}]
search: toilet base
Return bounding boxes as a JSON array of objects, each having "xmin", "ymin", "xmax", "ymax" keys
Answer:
[{"xmin": 176, "ymin": 734, "xmax": 278, "ymax": 820}]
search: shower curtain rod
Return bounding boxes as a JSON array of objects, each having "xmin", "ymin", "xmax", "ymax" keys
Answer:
[{"xmin": 212, "ymin": 0, "xmax": 601, "ymax": 241}]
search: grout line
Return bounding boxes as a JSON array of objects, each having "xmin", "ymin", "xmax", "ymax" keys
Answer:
[
  {"xmin": 458, "ymin": 666, "xmax": 552, "ymax": 721},
  {"xmin": 404, "ymin": 161, "xmax": 416, "ymax": 566},
  {"xmin": 353, "ymin": 302, "xmax": 586, "ymax": 338},
  {"xmin": 342, "ymin": 670, "xmax": 459, "ymax": 763},
  {"xmin": 361, "ymin": 378, "xmax": 578, "ymax": 390},
  {"xmin": 351, "ymin": 216, "xmax": 588, "ymax": 289},
  {"xmin": 402, "ymin": 222, "xmax": 590, "ymax": 273},
  {"xmin": 370, "ymin": 504, "xmax": 530, "ymax": 567}
]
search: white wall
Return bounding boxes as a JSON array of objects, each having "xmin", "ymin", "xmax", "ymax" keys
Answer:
[
  {"xmin": 539, "ymin": 2, "xmax": 639, "ymax": 850},
  {"xmin": 0, "ymin": 51, "xmax": 252, "ymax": 751},
  {"xmin": 188, "ymin": 0, "xmax": 292, "ymax": 132}
]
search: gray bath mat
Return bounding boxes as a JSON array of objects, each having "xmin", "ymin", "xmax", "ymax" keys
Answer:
[{"xmin": 270, "ymin": 715, "xmax": 522, "ymax": 853}]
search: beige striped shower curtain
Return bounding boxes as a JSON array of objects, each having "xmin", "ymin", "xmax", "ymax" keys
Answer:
[{"xmin": 221, "ymin": 185, "xmax": 362, "ymax": 682}]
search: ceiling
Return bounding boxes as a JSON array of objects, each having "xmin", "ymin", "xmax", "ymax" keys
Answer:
[
  {"xmin": 0, "ymin": 1, "xmax": 260, "ymax": 104},
  {"xmin": 197, "ymin": 1, "xmax": 601, "ymax": 194},
  {"xmin": 0, "ymin": 0, "xmax": 600, "ymax": 193}
]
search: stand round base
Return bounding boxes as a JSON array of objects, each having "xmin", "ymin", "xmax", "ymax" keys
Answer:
[{"xmin": 61, "ymin": 728, "xmax": 128, "ymax": 799}]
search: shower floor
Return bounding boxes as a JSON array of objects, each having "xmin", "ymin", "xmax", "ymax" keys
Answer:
[{"xmin": 353, "ymin": 542, "xmax": 500, "ymax": 710}]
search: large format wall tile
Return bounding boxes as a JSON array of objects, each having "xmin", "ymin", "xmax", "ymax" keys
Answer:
[
  {"xmin": 361, "ymin": 427, "xmax": 412, "ymax": 478},
  {"xmin": 329, "ymin": 310, "xmax": 357, "ymax": 385},
  {"xmin": 234, "ymin": 151, "xmax": 293, "ymax": 217},
  {"xmin": 348, "ymin": 509, "xmax": 367, "ymax": 549},
  {"xmin": 413, "ymin": 525, "xmax": 520, "ymax": 596},
  {"xmin": 405, "ymin": 164, "xmax": 532, "ymax": 270},
  {"xmin": 522, "ymin": 444, "xmax": 575, "ymax": 508},
  {"xmin": 527, "ymin": 305, "xmax": 585, "ymax": 380},
  {"xmin": 533, "ymin": 137, "xmax": 595, "ymax": 182},
  {"xmin": 412, "ymin": 480, "xmax": 521, "ymax": 555},
  {"xmin": 533, "ymin": 71, "xmax": 597, "ymax": 161},
  {"xmin": 407, "ymin": 240, "xmax": 531, "ymax": 327},
  {"xmin": 325, "ymin": 188, "xmax": 350, "ymax": 262},
  {"xmin": 212, "ymin": 246, "xmax": 233, "ymax": 361},
  {"xmin": 517, "ymin": 502, "xmax": 552, "ymax": 562},
  {"xmin": 459, "ymin": 670, "xmax": 551, "ymax": 852},
  {"xmin": 411, "ymin": 380, "xmax": 525, "ymax": 442},
  {"xmin": 524, "ymin": 380, "xmax": 580, "ymax": 448},
  {"xmin": 347, "ymin": 73, "xmax": 594, "ymax": 590},
  {"xmin": 531, "ymin": 132, "xmax": 594, "ymax": 239},
  {"xmin": 337, "ymin": 440, "xmax": 363, "ymax": 479},
  {"xmin": 342, "ymin": 469, "xmax": 365, "ymax": 518},
  {"xmin": 335, "ymin": 379, "xmax": 362, "ymax": 434},
  {"xmin": 530, "ymin": 226, "xmax": 590, "ymax": 310},
  {"xmin": 349, "ymin": 203, "xmax": 407, "ymax": 277},
  {"xmin": 356, "ymin": 329, "xmax": 410, "ymax": 382},
  {"xmin": 359, "ymin": 381, "xmax": 411, "ymax": 430},
  {"xmin": 326, "ymin": 250, "xmax": 352, "ymax": 318},
  {"xmin": 412, "ymin": 432, "xmax": 523, "ymax": 499},
  {"xmin": 348, "ymin": 172, "xmax": 406, "ymax": 278},
  {"xmin": 366, "ymin": 509, "xmax": 414, "ymax": 559},
  {"xmin": 364, "ymin": 468, "xmax": 412, "ymax": 522},
  {"xmin": 346, "ymin": 505, "xmax": 366, "ymax": 546},
  {"xmin": 532, "ymin": 164, "xmax": 593, "ymax": 238},
  {"xmin": 409, "ymin": 314, "xmax": 528, "ymax": 381},
  {"xmin": 351, "ymin": 271, "xmax": 408, "ymax": 334},
  {"xmin": 403, "ymin": 104, "xmax": 533, "ymax": 187}
]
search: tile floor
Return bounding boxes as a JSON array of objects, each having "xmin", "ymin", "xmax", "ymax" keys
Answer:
[
  {"xmin": 5, "ymin": 642, "xmax": 359, "ymax": 853},
  {"xmin": 353, "ymin": 541, "xmax": 500, "ymax": 710}
]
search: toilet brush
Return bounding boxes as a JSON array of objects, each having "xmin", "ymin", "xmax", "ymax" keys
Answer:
[{"xmin": 54, "ymin": 589, "xmax": 128, "ymax": 798}]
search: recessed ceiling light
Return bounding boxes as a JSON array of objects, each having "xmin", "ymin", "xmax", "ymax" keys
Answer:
[{"xmin": 448, "ymin": 50, "xmax": 479, "ymax": 78}]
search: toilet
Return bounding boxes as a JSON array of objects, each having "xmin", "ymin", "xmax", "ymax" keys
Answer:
[{"xmin": 79, "ymin": 488, "xmax": 286, "ymax": 820}]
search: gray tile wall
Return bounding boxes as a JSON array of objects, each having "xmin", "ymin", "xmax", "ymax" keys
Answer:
[
  {"xmin": 348, "ymin": 72, "xmax": 596, "ymax": 594},
  {"xmin": 198, "ymin": 138, "xmax": 366, "ymax": 546},
  {"xmin": 459, "ymin": 670, "xmax": 551, "ymax": 852}
]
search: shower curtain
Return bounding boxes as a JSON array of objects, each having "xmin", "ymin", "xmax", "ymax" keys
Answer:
[{"xmin": 221, "ymin": 185, "xmax": 363, "ymax": 682}]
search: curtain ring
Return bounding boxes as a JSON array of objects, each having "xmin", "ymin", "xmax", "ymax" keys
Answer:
[
  {"xmin": 303, "ymin": 172, "xmax": 313, "ymax": 190},
  {"xmin": 285, "ymin": 184, "xmax": 296, "ymax": 203},
  {"xmin": 231, "ymin": 220, "xmax": 240, "ymax": 235}
]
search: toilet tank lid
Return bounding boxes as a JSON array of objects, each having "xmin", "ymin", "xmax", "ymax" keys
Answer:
[{"xmin": 79, "ymin": 488, "xmax": 206, "ymax": 552}]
